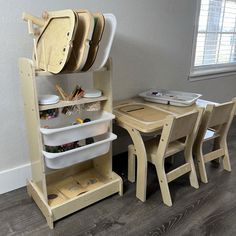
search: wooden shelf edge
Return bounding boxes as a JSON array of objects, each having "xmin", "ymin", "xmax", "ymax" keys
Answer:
[
  {"xmin": 27, "ymin": 180, "xmax": 54, "ymax": 229},
  {"xmin": 35, "ymin": 67, "xmax": 107, "ymax": 76},
  {"xmin": 27, "ymin": 172, "xmax": 122, "ymax": 227},
  {"xmin": 39, "ymin": 96, "xmax": 108, "ymax": 111}
]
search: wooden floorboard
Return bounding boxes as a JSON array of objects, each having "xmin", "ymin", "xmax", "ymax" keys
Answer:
[{"xmin": 0, "ymin": 117, "xmax": 236, "ymax": 236}]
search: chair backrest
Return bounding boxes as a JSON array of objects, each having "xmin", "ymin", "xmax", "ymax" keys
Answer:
[
  {"xmin": 168, "ymin": 111, "xmax": 200, "ymax": 143},
  {"xmin": 207, "ymin": 102, "xmax": 235, "ymax": 128},
  {"xmin": 157, "ymin": 109, "xmax": 202, "ymax": 157},
  {"xmin": 196, "ymin": 98, "xmax": 236, "ymax": 144}
]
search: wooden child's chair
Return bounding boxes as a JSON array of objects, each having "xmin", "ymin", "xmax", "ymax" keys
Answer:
[
  {"xmin": 194, "ymin": 98, "xmax": 236, "ymax": 183},
  {"xmin": 128, "ymin": 109, "xmax": 203, "ymax": 206}
]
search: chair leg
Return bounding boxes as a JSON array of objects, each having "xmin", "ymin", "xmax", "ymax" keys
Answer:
[
  {"xmin": 167, "ymin": 156, "xmax": 175, "ymax": 166},
  {"xmin": 155, "ymin": 161, "xmax": 172, "ymax": 207},
  {"xmin": 196, "ymin": 148, "xmax": 208, "ymax": 184},
  {"xmin": 184, "ymin": 152, "xmax": 199, "ymax": 189},
  {"xmin": 126, "ymin": 127, "xmax": 148, "ymax": 202},
  {"xmin": 221, "ymin": 140, "xmax": 232, "ymax": 172},
  {"xmin": 211, "ymin": 138, "xmax": 220, "ymax": 166},
  {"xmin": 128, "ymin": 144, "xmax": 136, "ymax": 183},
  {"xmin": 136, "ymin": 154, "xmax": 148, "ymax": 202}
]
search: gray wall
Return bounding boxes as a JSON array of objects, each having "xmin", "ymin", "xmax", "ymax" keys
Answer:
[{"xmin": 0, "ymin": 0, "xmax": 235, "ymax": 173}]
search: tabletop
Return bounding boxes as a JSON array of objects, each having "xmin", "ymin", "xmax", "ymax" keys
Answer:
[{"xmin": 113, "ymin": 97, "xmax": 217, "ymax": 133}]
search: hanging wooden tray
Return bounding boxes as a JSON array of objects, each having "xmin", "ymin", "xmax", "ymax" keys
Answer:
[
  {"xmin": 82, "ymin": 13, "xmax": 105, "ymax": 71},
  {"xmin": 64, "ymin": 10, "xmax": 94, "ymax": 72},
  {"xmin": 90, "ymin": 13, "xmax": 117, "ymax": 71},
  {"xmin": 36, "ymin": 10, "xmax": 77, "ymax": 74}
]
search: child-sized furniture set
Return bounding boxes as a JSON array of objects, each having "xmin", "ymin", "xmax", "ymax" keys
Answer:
[
  {"xmin": 114, "ymin": 97, "xmax": 236, "ymax": 206},
  {"xmin": 19, "ymin": 8, "xmax": 236, "ymax": 229}
]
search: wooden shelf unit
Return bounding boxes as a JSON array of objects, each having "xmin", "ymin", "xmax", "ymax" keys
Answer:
[{"xmin": 19, "ymin": 57, "xmax": 123, "ymax": 229}]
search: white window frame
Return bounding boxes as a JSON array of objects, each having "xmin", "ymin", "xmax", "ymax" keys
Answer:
[{"xmin": 189, "ymin": 0, "xmax": 236, "ymax": 81}]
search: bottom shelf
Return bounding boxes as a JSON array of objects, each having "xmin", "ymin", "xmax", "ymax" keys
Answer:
[
  {"xmin": 27, "ymin": 169, "xmax": 123, "ymax": 229},
  {"xmin": 47, "ymin": 169, "xmax": 115, "ymax": 207}
]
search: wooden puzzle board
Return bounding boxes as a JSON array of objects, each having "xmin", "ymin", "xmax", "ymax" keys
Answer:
[{"xmin": 36, "ymin": 10, "xmax": 76, "ymax": 73}]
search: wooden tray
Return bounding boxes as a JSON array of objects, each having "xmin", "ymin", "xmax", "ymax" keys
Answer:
[
  {"xmin": 64, "ymin": 10, "xmax": 94, "ymax": 72},
  {"xmin": 82, "ymin": 13, "xmax": 105, "ymax": 71},
  {"xmin": 36, "ymin": 10, "xmax": 77, "ymax": 74}
]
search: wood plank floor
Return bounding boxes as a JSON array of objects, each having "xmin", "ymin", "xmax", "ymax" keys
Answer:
[{"xmin": 0, "ymin": 118, "xmax": 236, "ymax": 236}]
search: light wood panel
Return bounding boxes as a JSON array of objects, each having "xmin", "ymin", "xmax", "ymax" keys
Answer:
[
  {"xmin": 64, "ymin": 10, "xmax": 94, "ymax": 72},
  {"xmin": 19, "ymin": 58, "xmax": 48, "ymax": 200},
  {"xmin": 39, "ymin": 96, "xmax": 107, "ymax": 111},
  {"xmin": 36, "ymin": 10, "xmax": 77, "ymax": 73}
]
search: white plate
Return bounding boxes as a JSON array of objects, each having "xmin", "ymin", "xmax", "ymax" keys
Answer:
[{"xmin": 38, "ymin": 94, "xmax": 60, "ymax": 105}]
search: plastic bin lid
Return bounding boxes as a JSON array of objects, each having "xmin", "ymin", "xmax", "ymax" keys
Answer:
[{"xmin": 83, "ymin": 89, "xmax": 102, "ymax": 98}]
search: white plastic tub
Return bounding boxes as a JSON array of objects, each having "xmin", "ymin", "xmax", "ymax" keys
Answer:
[
  {"xmin": 90, "ymin": 13, "xmax": 117, "ymax": 71},
  {"xmin": 139, "ymin": 89, "xmax": 202, "ymax": 107},
  {"xmin": 43, "ymin": 133, "xmax": 117, "ymax": 169},
  {"xmin": 40, "ymin": 111, "xmax": 115, "ymax": 146}
]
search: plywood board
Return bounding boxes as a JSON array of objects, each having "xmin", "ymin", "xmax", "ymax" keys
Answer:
[
  {"xmin": 36, "ymin": 10, "xmax": 77, "ymax": 73},
  {"xmin": 73, "ymin": 169, "xmax": 105, "ymax": 191},
  {"xmin": 64, "ymin": 10, "xmax": 94, "ymax": 72},
  {"xmin": 47, "ymin": 185, "xmax": 68, "ymax": 207},
  {"xmin": 118, "ymin": 104, "xmax": 170, "ymax": 122},
  {"xmin": 82, "ymin": 13, "xmax": 105, "ymax": 71},
  {"xmin": 114, "ymin": 103, "xmax": 172, "ymax": 132},
  {"xmin": 55, "ymin": 177, "xmax": 86, "ymax": 199}
]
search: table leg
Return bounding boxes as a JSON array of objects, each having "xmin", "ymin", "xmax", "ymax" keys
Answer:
[
  {"xmin": 125, "ymin": 126, "xmax": 148, "ymax": 202},
  {"xmin": 128, "ymin": 144, "xmax": 136, "ymax": 183}
]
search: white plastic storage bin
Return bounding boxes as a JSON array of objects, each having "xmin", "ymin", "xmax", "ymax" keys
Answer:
[
  {"xmin": 139, "ymin": 89, "xmax": 202, "ymax": 107},
  {"xmin": 43, "ymin": 133, "xmax": 117, "ymax": 169},
  {"xmin": 40, "ymin": 111, "xmax": 115, "ymax": 146}
]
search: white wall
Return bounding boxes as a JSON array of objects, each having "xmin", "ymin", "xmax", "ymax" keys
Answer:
[{"xmin": 0, "ymin": 0, "xmax": 235, "ymax": 192}]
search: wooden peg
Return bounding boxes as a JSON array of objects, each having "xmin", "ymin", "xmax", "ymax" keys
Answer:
[
  {"xmin": 33, "ymin": 38, "xmax": 39, "ymax": 69},
  {"xmin": 22, "ymin": 12, "xmax": 45, "ymax": 27},
  {"xmin": 42, "ymin": 11, "xmax": 49, "ymax": 21}
]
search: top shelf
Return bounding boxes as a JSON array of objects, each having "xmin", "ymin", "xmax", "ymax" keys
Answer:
[{"xmin": 35, "ymin": 67, "xmax": 108, "ymax": 76}]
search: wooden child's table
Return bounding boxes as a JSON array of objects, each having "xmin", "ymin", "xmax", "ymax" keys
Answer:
[{"xmin": 113, "ymin": 97, "xmax": 216, "ymax": 202}]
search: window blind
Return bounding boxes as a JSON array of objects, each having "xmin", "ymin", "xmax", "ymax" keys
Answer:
[{"xmin": 194, "ymin": 0, "xmax": 236, "ymax": 68}]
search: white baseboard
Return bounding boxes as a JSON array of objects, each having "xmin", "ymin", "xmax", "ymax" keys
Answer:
[{"xmin": 0, "ymin": 163, "xmax": 32, "ymax": 194}]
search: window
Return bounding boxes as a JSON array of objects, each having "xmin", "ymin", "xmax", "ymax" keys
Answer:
[{"xmin": 190, "ymin": 0, "xmax": 236, "ymax": 80}]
